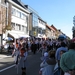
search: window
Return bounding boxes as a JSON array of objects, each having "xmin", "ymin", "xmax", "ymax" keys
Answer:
[
  {"xmin": 22, "ymin": 25, "xmax": 24, "ymax": 31},
  {"xmin": 11, "ymin": 8, "xmax": 16, "ymax": 16},
  {"xmin": 21, "ymin": 13, "xmax": 27, "ymax": 23},
  {"xmin": 24, "ymin": 26, "xmax": 27, "ymax": 33},
  {"xmin": 11, "ymin": 22, "xmax": 15, "ymax": 30},
  {"xmin": 21, "ymin": 25, "xmax": 27, "ymax": 33},
  {"xmin": 33, "ymin": 13, "xmax": 38, "ymax": 27},
  {"xmin": 16, "ymin": 24, "xmax": 21, "ymax": 30},
  {"xmin": 24, "ymin": 16, "xmax": 27, "ymax": 23},
  {"xmin": 17, "ymin": 10, "xmax": 21, "ymax": 18},
  {"xmin": 38, "ymin": 28, "xmax": 42, "ymax": 33},
  {"xmin": 21, "ymin": 13, "xmax": 24, "ymax": 19},
  {"xmin": 21, "ymin": 13, "xmax": 25, "ymax": 19},
  {"xmin": 33, "ymin": 21, "xmax": 38, "ymax": 27},
  {"xmin": 42, "ymin": 29, "xmax": 45, "ymax": 34}
]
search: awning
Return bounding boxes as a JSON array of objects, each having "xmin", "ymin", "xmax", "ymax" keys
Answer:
[
  {"xmin": 19, "ymin": 34, "xmax": 30, "ymax": 38},
  {"xmin": 8, "ymin": 32, "xmax": 30, "ymax": 39},
  {"xmin": 8, "ymin": 33, "xmax": 19, "ymax": 39}
]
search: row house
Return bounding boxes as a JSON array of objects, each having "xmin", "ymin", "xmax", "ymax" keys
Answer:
[
  {"xmin": 7, "ymin": 0, "xmax": 30, "ymax": 37},
  {"xmin": 51, "ymin": 25, "xmax": 58, "ymax": 38},
  {"xmin": 7, "ymin": 0, "xmax": 47, "ymax": 39},
  {"xmin": 1, "ymin": 0, "xmax": 30, "ymax": 45},
  {"xmin": 57, "ymin": 29, "xmax": 63, "ymax": 35},
  {"xmin": 46, "ymin": 24, "xmax": 69, "ymax": 40},
  {"xmin": 46, "ymin": 24, "xmax": 56, "ymax": 39},
  {"xmin": 50, "ymin": 25, "xmax": 65, "ymax": 39},
  {"xmin": 0, "ymin": 0, "xmax": 47, "ymax": 45},
  {"xmin": 0, "ymin": 0, "xmax": 69, "ymax": 46}
]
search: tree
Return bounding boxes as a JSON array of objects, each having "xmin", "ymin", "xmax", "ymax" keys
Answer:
[
  {"xmin": 6, "ymin": 3, "xmax": 12, "ymax": 30},
  {"xmin": 0, "ymin": 3, "xmax": 12, "ymax": 34},
  {"xmin": 72, "ymin": 26, "xmax": 75, "ymax": 38},
  {"xmin": 0, "ymin": 4, "xmax": 6, "ymax": 33}
]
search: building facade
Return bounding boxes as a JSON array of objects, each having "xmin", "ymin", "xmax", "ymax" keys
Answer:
[
  {"xmin": 46, "ymin": 24, "xmax": 56, "ymax": 39},
  {"xmin": 0, "ymin": 0, "xmax": 69, "ymax": 46},
  {"xmin": 1, "ymin": 0, "xmax": 30, "ymax": 45},
  {"xmin": 38, "ymin": 17, "xmax": 46, "ymax": 38},
  {"xmin": 25, "ymin": 5, "xmax": 46, "ymax": 38}
]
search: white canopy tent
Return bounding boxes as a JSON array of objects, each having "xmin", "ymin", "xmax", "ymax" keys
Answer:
[
  {"xmin": 8, "ymin": 32, "xmax": 19, "ymax": 39},
  {"xmin": 19, "ymin": 34, "xmax": 30, "ymax": 38}
]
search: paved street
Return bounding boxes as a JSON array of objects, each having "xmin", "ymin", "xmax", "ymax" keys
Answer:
[
  {"xmin": 0, "ymin": 54, "xmax": 12, "ymax": 59},
  {"xmin": 0, "ymin": 52, "xmax": 42, "ymax": 75}
]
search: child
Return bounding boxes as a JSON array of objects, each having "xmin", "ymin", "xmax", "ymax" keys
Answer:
[
  {"xmin": 19, "ymin": 47, "xmax": 28, "ymax": 75},
  {"xmin": 42, "ymin": 52, "xmax": 49, "ymax": 62},
  {"xmin": 39, "ymin": 52, "xmax": 49, "ymax": 75}
]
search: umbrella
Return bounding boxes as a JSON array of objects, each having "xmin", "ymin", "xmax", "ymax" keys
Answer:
[
  {"xmin": 58, "ymin": 35, "xmax": 66, "ymax": 40},
  {"xmin": 3, "ymin": 37, "xmax": 13, "ymax": 41}
]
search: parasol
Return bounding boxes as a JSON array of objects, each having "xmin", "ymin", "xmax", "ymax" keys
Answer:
[
  {"xmin": 3, "ymin": 37, "xmax": 13, "ymax": 41},
  {"xmin": 58, "ymin": 35, "xmax": 66, "ymax": 41}
]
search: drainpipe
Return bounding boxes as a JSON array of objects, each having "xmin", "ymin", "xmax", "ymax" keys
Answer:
[{"xmin": 5, "ymin": 2, "xmax": 8, "ymax": 38}]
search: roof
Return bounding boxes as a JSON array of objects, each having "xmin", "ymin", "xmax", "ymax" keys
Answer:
[
  {"xmin": 51, "ymin": 25, "xmax": 57, "ymax": 31},
  {"xmin": 12, "ymin": 0, "xmax": 26, "ymax": 9},
  {"xmin": 46, "ymin": 24, "xmax": 55, "ymax": 31}
]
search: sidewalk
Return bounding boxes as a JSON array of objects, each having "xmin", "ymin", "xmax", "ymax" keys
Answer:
[
  {"xmin": 0, "ymin": 52, "xmax": 12, "ymax": 59},
  {"xmin": 0, "ymin": 51, "xmax": 32, "ymax": 59}
]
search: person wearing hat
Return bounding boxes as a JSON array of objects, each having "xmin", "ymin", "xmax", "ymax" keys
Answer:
[
  {"xmin": 39, "ymin": 50, "xmax": 56, "ymax": 75},
  {"xmin": 39, "ymin": 52, "xmax": 49, "ymax": 75},
  {"xmin": 60, "ymin": 42, "xmax": 75, "ymax": 75}
]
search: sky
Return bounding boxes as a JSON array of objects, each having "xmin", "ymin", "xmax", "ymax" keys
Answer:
[{"xmin": 21, "ymin": 0, "xmax": 75, "ymax": 39}]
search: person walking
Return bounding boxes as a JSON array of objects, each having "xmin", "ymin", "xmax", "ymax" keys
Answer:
[
  {"xmin": 38, "ymin": 43, "xmax": 47, "ymax": 57},
  {"xmin": 60, "ymin": 41, "xmax": 75, "ymax": 75},
  {"xmin": 39, "ymin": 52, "xmax": 49, "ymax": 75},
  {"xmin": 39, "ymin": 50, "xmax": 56, "ymax": 75},
  {"xmin": 19, "ymin": 47, "xmax": 28, "ymax": 75},
  {"xmin": 55, "ymin": 41, "xmax": 68, "ymax": 75},
  {"xmin": 31, "ymin": 41, "xmax": 37, "ymax": 54}
]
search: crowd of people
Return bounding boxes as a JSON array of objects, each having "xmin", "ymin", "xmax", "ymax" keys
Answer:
[
  {"xmin": 11, "ymin": 36, "xmax": 75, "ymax": 75},
  {"xmin": 38, "ymin": 38, "xmax": 75, "ymax": 75}
]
